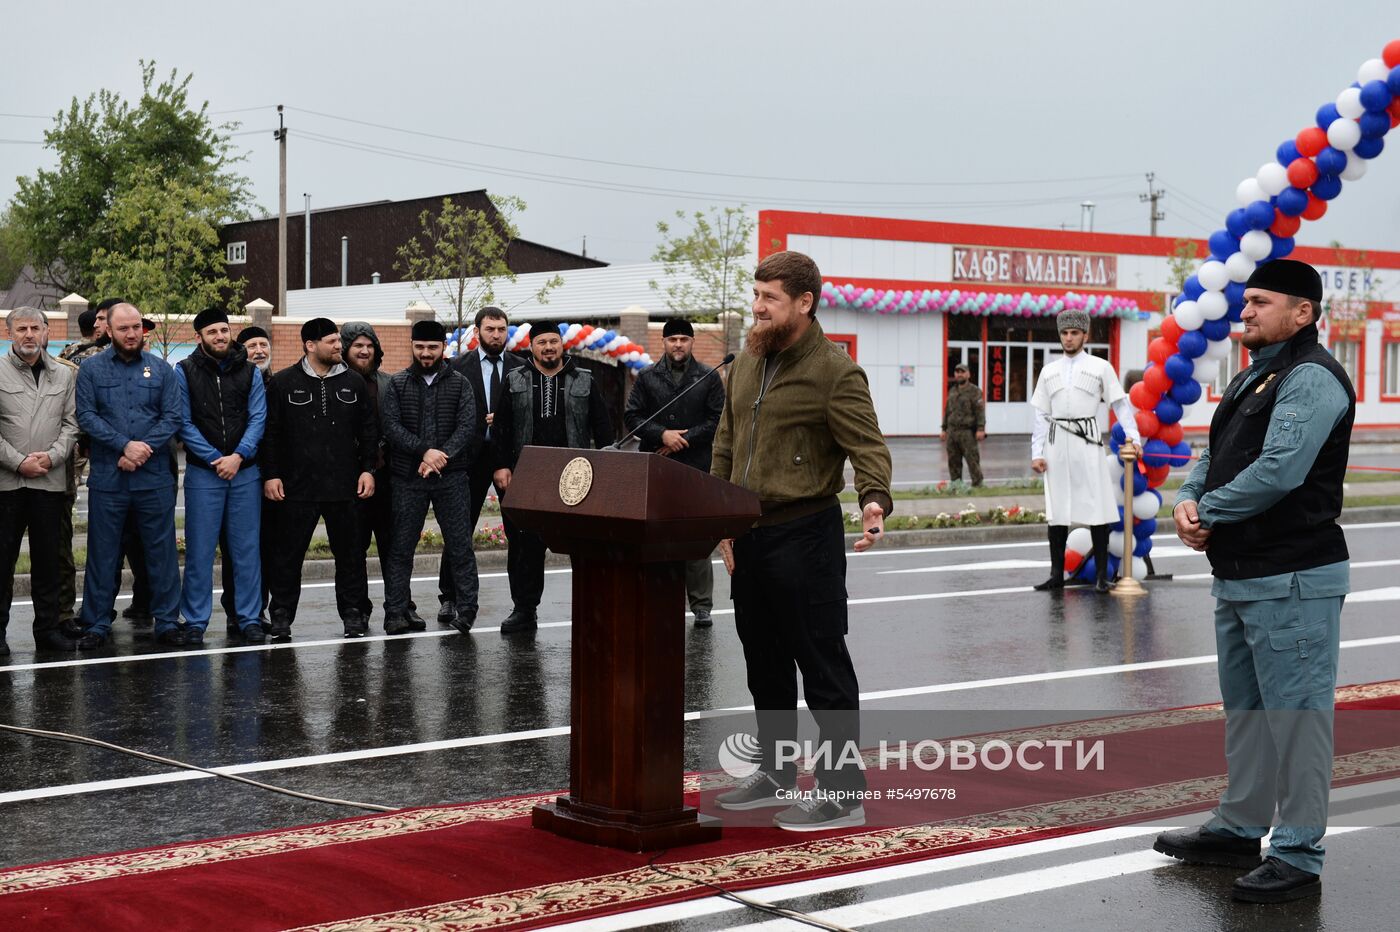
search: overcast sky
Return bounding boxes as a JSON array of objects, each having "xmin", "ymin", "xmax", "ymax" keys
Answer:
[{"xmin": 3, "ymin": 1, "xmax": 1398, "ymax": 266}]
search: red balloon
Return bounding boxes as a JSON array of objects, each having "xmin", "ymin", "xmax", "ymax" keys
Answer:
[
  {"xmin": 1146, "ymin": 464, "xmax": 1171, "ymax": 487},
  {"xmin": 1270, "ymin": 212, "xmax": 1302, "ymax": 238},
  {"xmin": 1286, "ymin": 157, "xmax": 1319, "ymax": 189},
  {"xmin": 1390, "ymin": 98, "xmax": 1400, "ymax": 119},
  {"xmin": 1384, "ymin": 38, "xmax": 1400, "ymax": 68},
  {"xmin": 1160, "ymin": 316, "xmax": 1183, "ymax": 344},
  {"xmin": 1144, "ymin": 364, "xmax": 1174, "ymax": 396},
  {"xmin": 1135, "ymin": 409, "xmax": 1161, "ymax": 439},
  {"xmin": 1156, "ymin": 421, "xmax": 1184, "ymax": 447},
  {"xmin": 1148, "ymin": 337, "xmax": 1178, "ymax": 366},
  {"xmin": 1301, "ymin": 193, "xmax": 1328, "ymax": 221},
  {"xmin": 1295, "ymin": 127, "xmax": 1328, "ymax": 157},
  {"xmin": 1129, "ymin": 381, "xmax": 1161, "ymax": 411}
]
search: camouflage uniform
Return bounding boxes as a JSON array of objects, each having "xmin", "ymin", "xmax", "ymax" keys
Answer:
[{"xmin": 942, "ymin": 381, "xmax": 985, "ymax": 485}]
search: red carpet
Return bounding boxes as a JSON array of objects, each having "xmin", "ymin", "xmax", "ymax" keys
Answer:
[{"xmin": 3, "ymin": 681, "xmax": 1399, "ymax": 931}]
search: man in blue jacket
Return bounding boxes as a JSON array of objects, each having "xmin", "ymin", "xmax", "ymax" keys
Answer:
[
  {"xmin": 175, "ymin": 308, "xmax": 267, "ymax": 646},
  {"xmin": 75, "ymin": 303, "xmax": 183, "ymax": 649}
]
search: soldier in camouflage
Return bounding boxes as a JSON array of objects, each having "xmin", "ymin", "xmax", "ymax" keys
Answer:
[{"xmin": 940, "ymin": 363, "xmax": 986, "ymax": 485}]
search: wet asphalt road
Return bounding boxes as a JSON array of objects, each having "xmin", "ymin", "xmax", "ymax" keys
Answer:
[{"xmin": 3, "ymin": 523, "xmax": 1400, "ymax": 930}]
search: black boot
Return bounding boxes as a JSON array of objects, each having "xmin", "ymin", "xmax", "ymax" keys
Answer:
[
  {"xmin": 1090, "ymin": 524, "xmax": 1113, "ymax": 592},
  {"xmin": 1034, "ymin": 526, "xmax": 1068, "ymax": 590}
]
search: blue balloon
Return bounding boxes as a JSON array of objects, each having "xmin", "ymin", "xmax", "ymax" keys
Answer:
[
  {"xmin": 1311, "ymin": 175, "xmax": 1343, "ymax": 201},
  {"xmin": 1354, "ymin": 135, "xmax": 1385, "ymax": 159},
  {"xmin": 1245, "ymin": 200, "xmax": 1275, "ymax": 230},
  {"xmin": 1225, "ymin": 208, "xmax": 1252, "ymax": 238},
  {"xmin": 1111, "ymin": 506, "xmax": 1124, "ymax": 533},
  {"xmin": 1134, "ymin": 517, "xmax": 1157, "ymax": 539},
  {"xmin": 1169, "ymin": 379, "xmax": 1202, "ymax": 406},
  {"xmin": 1227, "ymin": 303, "xmax": 1245, "ymax": 323},
  {"xmin": 1177, "ymin": 330, "xmax": 1208, "ymax": 359},
  {"xmin": 1276, "ymin": 186, "xmax": 1309, "ymax": 216},
  {"xmin": 507, "ymin": 325, "xmax": 518, "ymax": 337},
  {"xmin": 1133, "ymin": 535, "xmax": 1154, "ymax": 558},
  {"xmin": 1359, "ymin": 110, "xmax": 1391, "ymax": 139},
  {"xmin": 1155, "ymin": 396, "xmax": 1184, "ymax": 425},
  {"xmin": 1276, "ymin": 139, "xmax": 1301, "ymax": 165},
  {"xmin": 1316, "ymin": 102, "xmax": 1341, "ymax": 128},
  {"xmin": 1130, "ymin": 468, "xmax": 1147, "ymax": 496},
  {"xmin": 1111, "ymin": 422, "xmax": 1127, "ymax": 445},
  {"xmin": 1224, "ymin": 281, "xmax": 1246, "ymax": 306},
  {"xmin": 1202, "ymin": 317, "xmax": 1231, "ymax": 341},
  {"xmin": 1315, "ymin": 147, "xmax": 1348, "ymax": 176},
  {"xmin": 1360, "ymin": 79, "xmax": 1393, "ymax": 112},
  {"xmin": 1208, "ymin": 230, "xmax": 1239, "ymax": 261},
  {"xmin": 1269, "ymin": 235, "xmax": 1295, "ymax": 260},
  {"xmin": 1390, "ymin": 63, "xmax": 1400, "ymax": 95},
  {"xmin": 1164, "ymin": 353, "xmax": 1195, "ymax": 384},
  {"xmin": 1143, "ymin": 439, "xmax": 1172, "ymax": 468},
  {"xmin": 1182, "ymin": 274, "xmax": 1204, "ymax": 300},
  {"xmin": 1078, "ymin": 557, "xmax": 1098, "ymax": 582}
]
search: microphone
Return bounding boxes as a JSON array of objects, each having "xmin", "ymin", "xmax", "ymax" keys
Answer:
[{"xmin": 607, "ymin": 353, "xmax": 735, "ymax": 451}]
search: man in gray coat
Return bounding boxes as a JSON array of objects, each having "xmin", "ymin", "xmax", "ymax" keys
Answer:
[{"xmin": 0, "ymin": 307, "xmax": 80, "ymax": 654}]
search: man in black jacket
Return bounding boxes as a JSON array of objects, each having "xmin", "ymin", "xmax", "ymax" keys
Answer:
[
  {"xmin": 381, "ymin": 319, "xmax": 479, "ymax": 634},
  {"xmin": 261, "ymin": 317, "xmax": 378, "ymax": 640},
  {"xmin": 436, "ymin": 306, "xmax": 525, "ymax": 626},
  {"xmin": 623, "ymin": 318, "xmax": 725, "ymax": 626},
  {"xmin": 492, "ymin": 320, "xmax": 614, "ymax": 634}
]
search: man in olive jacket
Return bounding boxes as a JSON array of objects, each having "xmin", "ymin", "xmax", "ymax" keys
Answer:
[{"xmin": 711, "ymin": 251, "xmax": 892, "ymax": 832}]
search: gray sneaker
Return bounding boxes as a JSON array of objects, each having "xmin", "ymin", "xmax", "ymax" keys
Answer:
[
  {"xmin": 773, "ymin": 793, "xmax": 866, "ymax": 832},
  {"xmin": 714, "ymin": 770, "xmax": 793, "ymax": 811}
]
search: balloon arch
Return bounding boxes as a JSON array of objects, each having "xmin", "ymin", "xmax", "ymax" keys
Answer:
[
  {"xmin": 1068, "ymin": 40, "xmax": 1400, "ymax": 581},
  {"xmin": 445, "ymin": 321, "xmax": 653, "ymax": 370}
]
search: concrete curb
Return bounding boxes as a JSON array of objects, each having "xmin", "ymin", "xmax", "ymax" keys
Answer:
[{"xmin": 14, "ymin": 506, "xmax": 1400, "ymax": 599}]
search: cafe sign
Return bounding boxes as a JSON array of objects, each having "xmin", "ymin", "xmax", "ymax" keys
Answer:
[{"xmin": 952, "ymin": 246, "xmax": 1117, "ymax": 288}]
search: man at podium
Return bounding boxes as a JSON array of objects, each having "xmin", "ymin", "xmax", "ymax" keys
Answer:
[{"xmin": 711, "ymin": 251, "xmax": 893, "ymax": 832}]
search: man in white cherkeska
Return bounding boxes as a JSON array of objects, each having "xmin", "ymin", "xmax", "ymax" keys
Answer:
[{"xmin": 1029, "ymin": 309, "xmax": 1140, "ymax": 592}]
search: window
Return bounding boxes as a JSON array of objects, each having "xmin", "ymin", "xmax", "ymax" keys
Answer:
[
  {"xmin": 1212, "ymin": 340, "xmax": 1244, "ymax": 398},
  {"xmin": 1384, "ymin": 339, "xmax": 1400, "ymax": 399},
  {"xmin": 826, "ymin": 333, "xmax": 857, "ymax": 359},
  {"xmin": 226, "ymin": 241, "xmax": 247, "ymax": 264},
  {"xmin": 1331, "ymin": 340, "xmax": 1361, "ymax": 388}
]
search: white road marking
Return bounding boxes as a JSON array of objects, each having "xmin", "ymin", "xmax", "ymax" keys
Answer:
[{"xmin": 1347, "ymin": 587, "xmax": 1400, "ymax": 603}]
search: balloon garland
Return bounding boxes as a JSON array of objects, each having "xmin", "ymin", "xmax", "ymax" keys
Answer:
[
  {"xmin": 445, "ymin": 322, "xmax": 654, "ymax": 371},
  {"xmin": 820, "ymin": 282, "xmax": 1142, "ymax": 319},
  {"xmin": 1066, "ymin": 39, "xmax": 1400, "ymax": 582}
]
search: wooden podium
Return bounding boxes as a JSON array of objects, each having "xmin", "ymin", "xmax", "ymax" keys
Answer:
[{"xmin": 502, "ymin": 446, "xmax": 761, "ymax": 851}]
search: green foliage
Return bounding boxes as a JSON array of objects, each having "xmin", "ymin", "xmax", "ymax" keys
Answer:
[
  {"xmin": 650, "ymin": 206, "xmax": 755, "ymax": 347},
  {"xmin": 394, "ymin": 194, "xmax": 561, "ymax": 332},
  {"xmin": 0, "ymin": 207, "xmax": 26, "ymax": 289},
  {"xmin": 1165, "ymin": 237, "xmax": 1200, "ymax": 296}
]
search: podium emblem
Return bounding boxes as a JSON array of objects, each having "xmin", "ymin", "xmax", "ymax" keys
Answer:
[{"xmin": 559, "ymin": 457, "xmax": 594, "ymax": 506}]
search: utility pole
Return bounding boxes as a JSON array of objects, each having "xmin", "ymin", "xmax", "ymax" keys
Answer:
[
  {"xmin": 276, "ymin": 106, "xmax": 287, "ymax": 315},
  {"xmin": 304, "ymin": 194, "xmax": 312, "ymax": 290},
  {"xmin": 1080, "ymin": 201, "xmax": 1096, "ymax": 232},
  {"xmin": 1140, "ymin": 172, "xmax": 1166, "ymax": 237},
  {"xmin": 581, "ymin": 235, "xmax": 587, "ymax": 259}
]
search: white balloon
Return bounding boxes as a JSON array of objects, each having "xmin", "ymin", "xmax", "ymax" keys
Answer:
[
  {"xmin": 1174, "ymin": 301, "xmax": 1205, "ymax": 331},
  {"xmin": 1204, "ymin": 336, "xmax": 1233, "ymax": 360},
  {"xmin": 1108, "ymin": 531, "xmax": 1126, "ymax": 558},
  {"xmin": 1067, "ymin": 527, "xmax": 1093, "ymax": 555},
  {"xmin": 1340, "ymin": 156, "xmax": 1369, "ymax": 181},
  {"xmin": 1109, "ymin": 453, "xmax": 1125, "ymax": 483},
  {"xmin": 1327, "ymin": 118, "xmax": 1361, "ymax": 151},
  {"xmin": 1197, "ymin": 260, "xmax": 1230, "ymax": 292},
  {"xmin": 1336, "ymin": 86, "xmax": 1366, "ymax": 120},
  {"xmin": 1359, "ymin": 58, "xmax": 1390, "ymax": 84},
  {"xmin": 1256, "ymin": 162, "xmax": 1289, "ymax": 196},
  {"xmin": 1235, "ymin": 177, "xmax": 1266, "ymax": 207},
  {"xmin": 1132, "ymin": 491, "xmax": 1160, "ymax": 522},
  {"xmin": 1231, "ymin": 321, "xmax": 1246, "ymax": 334},
  {"xmin": 1239, "ymin": 229, "xmax": 1273, "ymax": 261},
  {"xmin": 1225, "ymin": 251, "xmax": 1257, "ymax": 282},
  {"xmin": 1194, "ymin": 356, "xmax": 1222, "ymax": 381},
  {"xmin": 1198, "ymin": 290, "xmax": 1228, "ymax": 320}
]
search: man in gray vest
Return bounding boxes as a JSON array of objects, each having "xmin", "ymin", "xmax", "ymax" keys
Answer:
[{"xmin": 1154, "ymin": 259, "xmax": 1353, "ymax": 904}]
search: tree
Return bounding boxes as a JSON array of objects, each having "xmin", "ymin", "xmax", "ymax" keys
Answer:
[
  {"xmin": 1165, "ymin": 237, "xmax": 1200, "ymax": 295},
  {"xmin": 394, "ymin": 194, "xmax": 562, "ymax": 333},
  {"xmin": 650, "ymin": 206, "xmax": 755, "ymax": 351},
  {"xmin": 8, "ymin": 60, "xmax": 252, "ymax": 298},
  {"xmin": 0, "ymin": 208, "xmax": 26, "ymax": 291},
  {"xmin": 91, "ymin": 170, "xmax": 246, "ymax": 359}
]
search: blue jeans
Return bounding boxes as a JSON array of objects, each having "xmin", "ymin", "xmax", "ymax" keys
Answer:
[
  {"xmin": 1205, "ymin": 582, "xmax": 1343, "ymax": 875},
  {"xmin": 80, "ymin": 484, "xmax": 181, "ymax": 636},
  {"xmin": 182, "ymin": 467, "xmax": 263, "ymax": 632}
]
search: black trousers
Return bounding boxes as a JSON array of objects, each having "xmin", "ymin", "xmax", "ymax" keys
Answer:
[
  {"xmin": 731, "ymin": 505, "xmax": 864, "ymax": 792},
  {"xmin": 502, "ymin": 507, "xmax": 547, "ymax": 614},
  {"xmin": 268, "ymin": 499, "xmax": 366, "ymax": 624},
  {"xmin": 0, "ymin": 489, "xmax": 67, "ymax": 637},
  {"xmin": 354, "ymin": 469, "xmax": 418, "ymax": 617},
  {"xmin": 58, "ymin": 487, "xmax": 77, "ymax": 623},
  {"xmin": 437, "ymin": 453, "xmax": 499, "ymax": 605},
  {"xmin": 387, "ymin": 474, "xmax": 479, "ymax": 617},
  {"xmin": 221, "ymin": 498, "xmax": 275, "ymax": 622}
]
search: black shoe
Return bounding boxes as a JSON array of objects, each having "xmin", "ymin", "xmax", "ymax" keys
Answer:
[
  {"xmin": 0, "ymin": 639, "xmax": 9, "ymax": 657},
  {"xmin": 59, "ymin": 617, "xmax": 84, "ymax": 638},
  {"xmin": 383, "ymin": 615, "xmax": 412, "ymax": 636},
  {"xmin": 1033, "ymin": 578, "xmax": 1065, "ymax": 591},
  {"xmin": 155, "ymin": 628, "xmax": 187, "ymax": 647},
  {"xmin": 436, "ymin": 601, "xmax": 457, "ymax": 625},
  {"xmin": 269, "ymin": 615, "xmax": 292, "ymax": 643},
  {"xmin": 77, "ymin": 631, "xmax": 109, "ymax": 650},
  {"xmin": 1153, "ymin": 827, "xmax": 1262, "ymax": 869},
  {"xmin": 1095, "ymin": 578, "xmax": 1113, "ymax": 593},
  {"xmin": 35, "ymin": 629, "xmax": 79, "ymax": 651},
  {"xmin": 241, "ymin": 623, "xmax": 267, "ymax": 645},
  {"xmin": 405, "ymin": 607, "xmax": 427, "ymax": 632},
  {"xmin": 500, "ymin": 610, "xmax": 538, "ymax": 635},
  {"xmin": 693, "ymin": 611, "xmax": 713, "ymax": 628},
  {"xmin": 1232, "ymin": 856, "xmax": 1321, "ymax": 903},
  {"xmin": 123, "ymin": 609, "xmax": 154, "ymax": 629},
  {"xmin": 450, "ymin": 610, "xmax": 477, "ymax": 635},
  {"xmin": 343, "ymin": 613, "xmax": 370, "ymax": 639},
  {"xmin": 185, "ymin": 629, "xmax": 206, "ymax": 648}
]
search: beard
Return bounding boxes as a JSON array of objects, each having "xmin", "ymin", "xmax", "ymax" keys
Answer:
[{"xmin": 745, "ymin": 316, "xmax": 799, "ymax": 358}]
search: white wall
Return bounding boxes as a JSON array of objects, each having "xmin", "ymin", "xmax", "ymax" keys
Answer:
[{"xmin": 824, "ymin": 307, "xmax": 942, "ymax": 435}]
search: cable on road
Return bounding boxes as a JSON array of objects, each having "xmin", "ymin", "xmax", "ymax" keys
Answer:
[
  {"xmin": 0, "ymin": 723, "xmax": 396, "ymax": 813},
  {"xmin": 646, "ymin": 849, "xmax": 856, "ymax": 932}
]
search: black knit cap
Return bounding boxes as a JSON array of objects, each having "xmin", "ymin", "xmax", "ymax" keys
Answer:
[
  {"xmin": 411, "ymin": 319, "xmax": 447, "ymax": 342},
  {"xmin": 237, "ymin": 325, "xmax": 270, "ymax": 343},
  {"xmin": 77, "ymin": 308, "xmax": 99, "ymax": 333},
  {"xmin": 94, "ymin": 297, "xmax": 125, "ymax": 312},
  {"xmin": 529, "ymin": 320, "xmax": 562, "ymax": 341},
  {"xmin": 662, "ymin": 318, "xmax": 694, "ymax": 338},
  {"xmin": 1245, "ymin": 259, "xmax": 1323, "ymax": 303},
  {"xmin": 192, "ymin": 307, "xmax": 228, "ymax": 332},
  {"xmin": 301, "ymin": 317, "xmax": 338, "ymax": 343}
]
